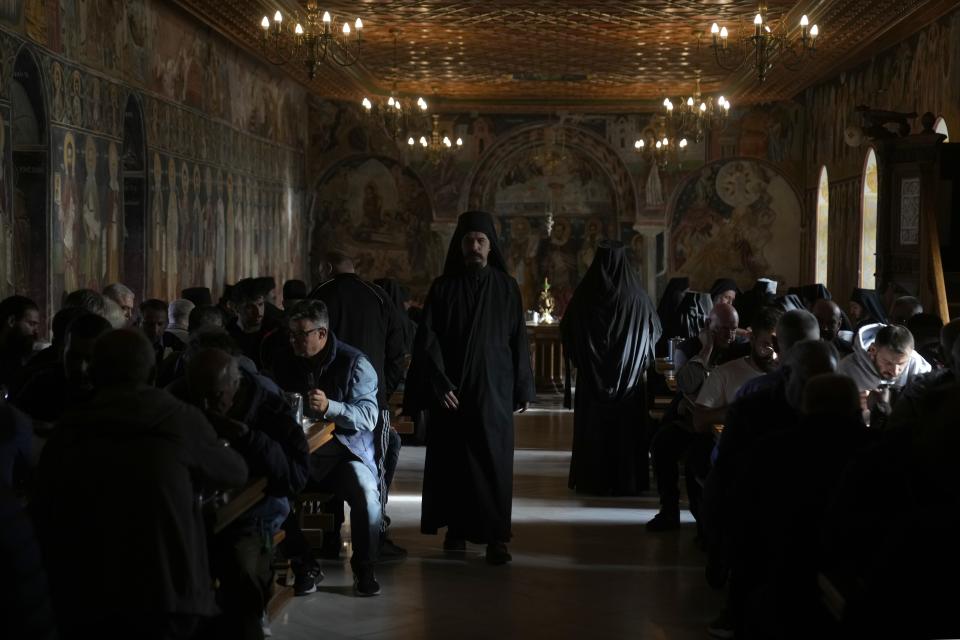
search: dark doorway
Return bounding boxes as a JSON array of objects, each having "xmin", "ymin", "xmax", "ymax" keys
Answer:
[
  {"xmin": 121, "ymin": 95, "xmax": 146, "ymax": 300},
  {"xmin": 10, "ymin": 47, "xmax": 49, "ymax": 329}
]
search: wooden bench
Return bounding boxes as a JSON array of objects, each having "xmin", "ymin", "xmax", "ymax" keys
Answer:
[
  {"xmin": 389, "ymin": 391, "xmax": 415, "ymax": 435},
  {"xmin": 211, "ymin": 421, "xmax": 338, "ymax": 620}
]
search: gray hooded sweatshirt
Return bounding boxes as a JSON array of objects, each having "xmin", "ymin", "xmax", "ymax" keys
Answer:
[{"xmin": 837, "ymin": 323, "xmax": 932, "ymax": 392}]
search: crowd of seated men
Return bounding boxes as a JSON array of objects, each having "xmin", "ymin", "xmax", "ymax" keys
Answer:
[
  {"xmin": 649, "ymin": 278, "xmax": 958, "ymax": 639},
  {"xmin": 0, "ymin": 272, "xmax": 416, "ymax": 640}
]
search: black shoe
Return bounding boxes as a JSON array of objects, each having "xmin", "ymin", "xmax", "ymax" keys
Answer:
[
  {"xmin": 443, "ymin": 535, "xmax": 466, "ymax": 552},
  {"xmin": 485, "ymin": 543, "xmax": 512, "ymax": 565},
  {"xmin": 354, "ymin": 567, "xmax": 381, "ymax": 597},
  {"xmin": 377, "ymin": 537, "xmax": 408, "ymax": 563},
  {"xmin": 646, "ymin": 510, "xmax": 681, "ymax": 532},
  {"xmin": 293, "ymin": 566, "xmax": 323, "ymax": 596}
]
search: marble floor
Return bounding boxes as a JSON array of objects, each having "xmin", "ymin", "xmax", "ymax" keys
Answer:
[{"xmin": 270, "ymin": 406, "xmax": 721, "ymax": 640}]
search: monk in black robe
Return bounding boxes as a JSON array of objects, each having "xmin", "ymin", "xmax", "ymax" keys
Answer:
[
  {"xmin": 561, "ymin": 241, "xmax": 661, "ymax": 495},
  {"xmin": 406, "ymin": 210, "xmax": 535, "ymax": 565}
]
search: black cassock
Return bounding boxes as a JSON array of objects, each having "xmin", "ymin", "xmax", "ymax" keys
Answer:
[
  {"xmin": 561, "ymin": 241, "xmax": 661, "ymax": 496},
  {"xmin": 406, "ymin": 211, "xmax": 535, "ymax": 544}
]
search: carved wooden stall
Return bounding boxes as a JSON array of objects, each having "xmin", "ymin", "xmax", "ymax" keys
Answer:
[{"xmin": 875, "ymin": 113, "xmax": 953, "ymax": 321}]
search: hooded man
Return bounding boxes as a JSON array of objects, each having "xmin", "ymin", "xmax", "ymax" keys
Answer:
[
  {"xmin": 838, "ymin": 323, "xmax": 931, "ymax": 393},
  {"xmin": 405, "ymin": 210, "xmax": 535, "ymax": 565},
  {"xmin": 561, "ymin": 241, "xmax": 661, "ymax": 496}
]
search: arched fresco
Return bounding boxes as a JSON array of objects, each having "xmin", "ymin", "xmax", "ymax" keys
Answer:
[{"xmin": 667, "ymin": 157, "xmax": 803, "ymax": 292}]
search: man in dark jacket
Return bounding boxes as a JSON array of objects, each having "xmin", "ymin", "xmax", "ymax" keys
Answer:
[
  {"xmin": 0, "ymin": 295, "xmax": 41, "ymax": 395},
  {"xmin": 32, "ymin": 329, "xmax": 249, "ymax": 640},
  {"xmin": 228, "ymin": 279, "xmax": 275, "ymax": 370},
  {"xmin": 185, "ymin": 348, "xmax": 310, "ymax": 640},
  {"xmin": 271, "ymin": 299, "xmax": 382, "ymax": 597},
  {"xmin": 14, "ymin": 313, "xmax": 112, "ymax": 426},
  {"xmin": 311, "ymin": 250, "xmax": 406, "ymax": 560}
]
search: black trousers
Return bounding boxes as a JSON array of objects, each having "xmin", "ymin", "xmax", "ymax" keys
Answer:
[{"xmin": 650, "ymin": 421, "xmax": 715, "ymax": 518}]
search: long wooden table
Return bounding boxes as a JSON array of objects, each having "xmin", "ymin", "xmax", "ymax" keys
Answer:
[{"xmin": 212, "ymin": 421, "xmax": 335, "ymax": 534}]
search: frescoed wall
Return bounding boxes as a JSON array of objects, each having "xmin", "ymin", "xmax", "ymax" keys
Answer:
[
  {"xmin": 0, "ymin": 0, "xmax": 308, "ymax": 314},
  {"xmin": 667, "ymin": 158, "xmax": 803, "ymax": 293}
]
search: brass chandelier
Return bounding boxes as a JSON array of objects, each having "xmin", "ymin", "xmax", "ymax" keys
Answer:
[
  {"xmin": 662, "ymin": 75, "xmax": 730, "ymax": 143},
  {"xmin": 705, "ymin": 6, "xmax": 819, "ymax": 83},
  {"xmin": 407, "ymin": 114, "xmax": 463, "ymax": 163},
  {"xmin": 361, "ymin": 31, "xmax": 430, "ymax": 141},
  {"xmin": 259, "ymin": 1, "xmax": 363, "ymax": 79}
]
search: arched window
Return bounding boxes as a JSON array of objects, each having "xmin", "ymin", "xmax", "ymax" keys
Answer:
[
  {"xmin": 860, "ymin": 149, "xmax": 879, "ymax": 288},
  {"xmin": 815, "ymin": 166, "xmax": 829, "ymax": 284},
  {"xmin": 934, "ymin": 116, "xmax": 949, "ymax": 142}
]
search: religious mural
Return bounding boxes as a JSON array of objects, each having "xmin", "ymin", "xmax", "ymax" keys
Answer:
[
  {"xmin": 310, "ymin": 155, "xmax": 445, "ymax": 299},
  {"xmin": 668, "ymin": 158, "xmax": 802, "ymax": 293},
  {"xmin": 0, "ymin": 0, "xmax": 309, "ymax": 312}
]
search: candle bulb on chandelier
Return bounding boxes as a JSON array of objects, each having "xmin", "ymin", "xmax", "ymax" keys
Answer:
[
  {"xmin": 343, "ymin": 22, "xmax": 351, "ymax": 35},
  {"xmin": 719, "ymin": 26, "xmax": 728, "ymax": 48},
  {"xmin": 407, "ymin": 137, "xmax": 415, "ymax": 146},
  {"xmin": 261, "ymin": 16, "xmax": 270, "ymax": 30},
  {"xmin": 634, "ymin": 139, "xmax": 644, "ymax": 149},
  {"xmin": 754, "ymin": 13, "xmax": 762, "ymax": 36},
  {"xmin": 295, "ymin": 23, "xmax": 304, "ymax": 36},
  {"xmin": 800, "ymin": 14, "xmax": 809, "ymax": 39},
  {"xmin": 274, "ymin": 10, "xmax": 282, "ymax": 24},
  {"xmin": 361, "ymin": 97, "xmax": 372, "ymax": 111},
  {"xmin": 456, "ymin": 138, "xmax": 464, "ymax": 147},
  {"xmin": 322, "ymin": 11, "xmax": 331, "ymax": 34},
  {"xmin": 711, "ymin": 22, "xmax": 719, "ymax": 45},
  {"xmin": 355, "ymin": 18, "xmax": 363, "ymax": 31}
]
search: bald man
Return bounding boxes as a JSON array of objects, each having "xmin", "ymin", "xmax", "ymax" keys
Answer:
[
  {"xmin": 185, "ymin": 347, "xmax": 309, "ymax": 639},
  {"xmin": 813, "ymin": 298, "xmax": 853, "ymax": 356},
  {"xmin": 648, "ymin": 302, "xmax": 747, "ymax": 532}
]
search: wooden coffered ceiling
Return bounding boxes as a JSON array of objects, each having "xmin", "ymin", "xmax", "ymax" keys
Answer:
[{"xmin": 174, "ymin": 0, "xmax": 958, "ymax": 112}]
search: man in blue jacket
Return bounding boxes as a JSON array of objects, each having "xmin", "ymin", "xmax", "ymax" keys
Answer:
[{"xmin": 271, "ymin": 299, "xmax": 382, "ymax": 597}]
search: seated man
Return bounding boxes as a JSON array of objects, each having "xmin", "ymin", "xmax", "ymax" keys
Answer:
[
  {"xmin": 647, "ymin": 302, "xmax": 744, "ymax": 532},
  {"xmin": 14, "ymin": 314, "xmax": 112, "ymax": 426},
  {"xmin": 812, "ymin": 298, "xmax": 853, "ymax": 356},
  {"xmin": 0, "ymin": 296, "xmax": 41, "ymax": 394},
  {"xmin": 729, "ymin": 373, "xmax": 872, "ymax": 637},
  {"xmin": 693, "ymin": 307, "xmax": 782, "ymax": 431},
  {"xmin": 102, "ymin": 283, "xmax": 136, "ymax": 327},
  {"xmin": 185, "ymin": 348, "xmax": 310, "ymax": 640},
  {"xmin": 736, "ymin": 309, "xmax": 821, "ymax": 399},
  {"xmin": 156, "ymin": 305, "xmax": 227, "ymax": 388},
  {"xmin": 838, "ymin": 323, "xmax": 932, "ymax": 427},
  {"xmin": 271, "ymin": 299, "xmax": 382, "ymax": 597},
  {"xmin": 228, "ymin": 279, "xmax": 274, "ymax": 370},
  {"xmin": 888, "ymin": 295, "xmax": 923, "ymax": 326},
  {"xmin": 163, "ymin": 298, "xmax": 195, "ymax": 354},
  {"xmin": 699, "ymin": 340, "xmax": 841, "ymax": 637},
  {"xmin": 32, "ymin": 329, "xmax": 248, "ymax": 640},
  {"xmin": 139, "ymin": 298, "xmax": 169, "ymax": 365},
  {"xmin": 887, "ymin": 319, "xmax": 960, "ymax": 432}
]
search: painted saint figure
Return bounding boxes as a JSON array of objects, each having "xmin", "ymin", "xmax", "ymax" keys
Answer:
[
  {"xmin": 166, "ymin": 156, "xmax": 179, "ymax": 299},
  {"xmin": 105, "ymin": 141, "xmax": 122, "ymax": 284},
  {"xmin": 0, "ymin": 112, "xmax": 11, "ymax": 295},
  {"xmin": 151, "ymin": 152, "xmax": 165, "ymax": 296},
  {"xmin": 59, "ymin": 133, "xmax": 79, "ymax": 293},
  {"xmin": 80, "ymin": 135, "xmax": 102, "ymax": 288}
]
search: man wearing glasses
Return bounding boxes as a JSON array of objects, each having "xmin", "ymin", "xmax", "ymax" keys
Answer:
[{"xmin": 270, "ymin": 299, "xmax": 383, "ymax": 597}]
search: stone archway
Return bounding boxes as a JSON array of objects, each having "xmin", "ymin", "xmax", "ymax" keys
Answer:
[
  {"xmin": 458, "ymin": 121, "xmax": 640, "ymax": 313},
  {"xmin": 461, "ymin": 122, "xmax": 639, "ymax": 227}
]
